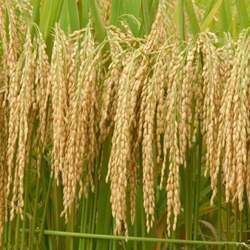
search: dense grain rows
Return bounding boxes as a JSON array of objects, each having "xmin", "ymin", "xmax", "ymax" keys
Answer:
[{"xmin": 0, "ymin": 0, "xmax": 250, "ymax": 245}]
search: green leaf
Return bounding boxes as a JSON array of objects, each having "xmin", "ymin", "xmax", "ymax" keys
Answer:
[
  {"xmin": 141, "ymin": 0, "xmax": 150, "ymax": 35},
  {"xmin": 89, "ymin": 0, "xmax": 106, "ymax": 42},
  {"xmin": 60, "ymin": 0, "xmax": 80, "ymax": 33},
  {"xmin": 39, "ymin": 0, "xmax": 64, "ymax": 40},
  {"xmin": 67, "ymin": 0, "xmax": 80, "ymax": 31},
  {"xmin": 32, "ymin": 0, "xmax": 40, "ymax": 25},
  {"xmin": 122, "ymin": 0, "xmax": 142, "ymax": 36},
  {"xmin": 201, "ymin": 0, "xmax": 223, "ymax": 31},
  {"xmin": 219, "ymin": 0, "xmax": 232, "ymax": 33},
  {"xmin": 177, "ymin": 0, "xmax": 185, "ymax": 41},
  {"xmin": 78, "ymin": 0, "xmax": 90, "ymax": 28},
  {"xmin": 111, "ymin": 0, "xmax": 123, "ymax": 25},
  {"xmin": 185, "ymin": 0, "xmax": 200, "ymax": 36},
  {"xmin": 236, "ymin": 0, "xmax": 249, "ymax": 31}
]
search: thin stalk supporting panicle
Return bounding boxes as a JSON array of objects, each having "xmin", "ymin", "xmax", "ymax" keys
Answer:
[{"xmin": 0, "ymin": 0, "xmax": 250, "ymax": 247}]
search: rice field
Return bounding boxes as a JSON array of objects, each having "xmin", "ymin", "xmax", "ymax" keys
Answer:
[{"xmin": 0, "ymin": 0, "xmax": 250, "ymax": 249}]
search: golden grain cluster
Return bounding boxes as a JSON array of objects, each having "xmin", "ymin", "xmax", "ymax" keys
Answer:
[{"xmin": 0, "ymin": 0, "xmax": 249, "ymax": 243}]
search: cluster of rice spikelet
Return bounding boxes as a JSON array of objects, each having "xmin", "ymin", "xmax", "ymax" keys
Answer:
[
  {"xmin": 99, "ymin": 0, "xmax": 112, "ymax": 23},
  {"xmin": 0, "ymin": 0, "xmax": 250, "ymax": 244}
]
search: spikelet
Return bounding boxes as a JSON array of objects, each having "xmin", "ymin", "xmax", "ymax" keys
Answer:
[
  {"xmin": 140, "ymin": 44, "xmax": 170, "ymax": 233},
  {"xmin": 199, "ymin": 33, "xmax": 222, "ymax": 205},
  {"xmin": 33, "ymin": 33, "xmax": 51, "ymax": 172},
  {"xmin": 36, "ymin": 33, "xmax": 51, "ymax": 145},
  {"xmin": 100, "ymin": 29, "xmax": 124, "ymax": 141},
  {"xmin": 145, "ymin": 0, "xmax": 168, "ymax": 53},
  {"xmin": 154, "ymin": 49, "xmax": 169, "ymax": 165},
  {"xmin": 142, "ymin": 66, "xmax": 157, "ymax": 232},
  {"xmin": 246, "ymin": 46, "xmax": 250, "ymax": 205},
  {"xmin": 180, "ymin": 43, "xmax": 199, "ymax": 158},
  {"xmin": 5, "ymin": 2, "xmax": 19, "ymax": 97},
  {"xmin": 14, "ymin": 0, "xmax": 33, "ymax": 18},
  {"xmin": 107, "ymin": 53, "xmax": 135, "ymax": 235},
  {"xmin": 99, "ymin": 0, "xmax": 112, "ymax": 23},
  {"xmin": 50, "ymin": 26, "xmax": 69, "ymax": 184},
  {"xmin": 6, "ymin": 29, "xmax": 36, "ymax": 220},
  {"xmin": 107, "ymin": 48, "xmax": 148, "ymax": 234},
  {"xmin": 0, "ymin": 95, "xmax": 7, "ymax": 247},
  {"xmin": 0, "ymin": 2, "xmax": 7, "ymax": 88},
  {"xmin": 62, "ymin": 26, "xmax": 101, "ymax": 219},
  {"xmin": 217, "ymin": 31, "xmax": 250, "ymax": 210},
  {"xmin": 162, "ymin": 45, "xmax": 183, "ymax": 235},
  {"xmin": 139, "ymin": 0, "xmax": 169, "ymax": 233}
]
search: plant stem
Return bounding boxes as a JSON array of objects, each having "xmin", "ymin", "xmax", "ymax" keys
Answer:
[
  {"xmin": 14, "ymin": 215, "xmax": 20, "ymax": 250},
  {"xmin": 21, "ymin": 168, "xmax": 29, "ymax": 250},
  {"xmin": 217, "ymin": 165, "xmax": 222, "ymax": 250},
  {"xmin": 29, "ymin": 173, "xmax": 40, "ymax": 248},
  {"xmin": 36, "ymin": 176, "xmax": 52, "ymax": 250},
  {"xmin": 177, "ymin": 0, "xmax": 185, "ymax": 42},
  {"xmin": 193, "ymin": 130, "xmax": 202, "ymax": 241},
  {"xmin": 25, "ymin": 229, "xmax": 250, "ymax": 248}
]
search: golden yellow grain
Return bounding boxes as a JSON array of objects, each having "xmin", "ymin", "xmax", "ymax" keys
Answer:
[
  {"xmin": 62, "ymin": 27, "xmax": 101, "ymax": 219},
  {"xmin": 0, "ymin": 95, "xmax": 7, "ymax": 247},
  {"xmin": 99, "ymin": 0, "xmax": 112, "ymax": 23},
  {"xmin": 199, "ymin": 33, "xmax": 222, "ymax": 205},
  {"xmin": 35, "ymin": 33, "xmax": 51, "ymax": 161},
  {"xmin": 50, "ymin": 26, "xmax": 68, "ymax": 184}
]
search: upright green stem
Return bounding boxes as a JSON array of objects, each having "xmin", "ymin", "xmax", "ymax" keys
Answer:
[
  {"xmin": 36, "ymin": 176, "xmax": 52, "ymax": 250},
  {"xmin": 217, "ymin": 166, "xmax": 222, "ymax": 250},
  {"xmin": 14, "ymin": 215, "xmax": 20, "ymax": 250},
  {"xmin": 21, "ymin": 168, "xmax": 30, "ymax": 250},
  {"xmin": 177, "ymin": 0, "xmax": 185, "ymax": 42},
  {"xmin": 7, "ymin": 220, "xmax": 12, "ymax": 250},
  {"xmin": 66, "ymin": 203, "xmax": 75, "ymax": 250},
  {"xmin": 193, "ymin": 130, "xmax": 202, "ymax": 241},
  {"xmin": 234, "ymin": 206, "xmax": 239, "ymax": 250},
  {"xmin": 52, "ymin": 181, "xmax": 60, "ymax": 249},
  {"xmin": 29, "ymin": 173, "xmax": 40, "ymax": 248},
  {"xmin": 78, "ymin": 200, "xmax": 86, "ymax": 250}
]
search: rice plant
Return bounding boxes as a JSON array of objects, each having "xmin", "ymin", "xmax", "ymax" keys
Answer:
[{"xmin": 0, "ymin": 0, "xmax": 250, "ymax": 249}]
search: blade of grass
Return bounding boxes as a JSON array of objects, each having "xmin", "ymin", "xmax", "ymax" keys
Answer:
[
  {"xmin": 111, "ymin": 0, "xmax": 123, "ymax": 25},
  {"xmin": 29, "ymin": 173, "xmax": 40, "ymax": 248},
  {"xmin": 40, "ymin": 0, "xmax": 64, "ymax": 38},
  {"xmin": 32, "ymin": 0, "xmax": 40, "ymax": 26},
  {"xmin": 36, "ymin": 176, "xmax": 52, "ymax": 250},
  {"xmin": 141, "ymin": 0, "xmax": 151, "ymax": 35},
  {"xmin": 177, "ymin": 0, "xmax": 185, "ymax": 42},
  {"xmin": 235, "ymin": 0, "xmax": 249, "ymax": 31},
  {"xmin": 203, "ymin": 0, "xmax": 216, "ymax": 17},
  {"xmin": 200, "ymin": 0, "xmax": 223, "ymax": 31},
  {"xmin": 66, "ymin": 0, "xmax": 80, "ymax": 31},
  {"xmin": 219, "ymin": 0, "xmax": 232, "ymax": 33},
  {"xmin": 78, "ymin": 0, "xmax": 90, "ymax": 28},
  {"xmin": 120, "ymin": 0, "xmax": 142, "ymax": 36},
  {"xmin": 89, "ymin": 0, "xmax": 106, "ymax": 42},
  {"xmin": 39, "ymin": 0, "xmax": 64, "ymax": 55},
  {"xmin": 60, "ymin": 0, "xmax": 80, "ymax": 33},
  {"xmin": 14, "ymin": 215, "xmax": 20, "ymax": 250},
  {"xmin": 185, "ymin": 0, "xmax": 200, "ymax": 36}
]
